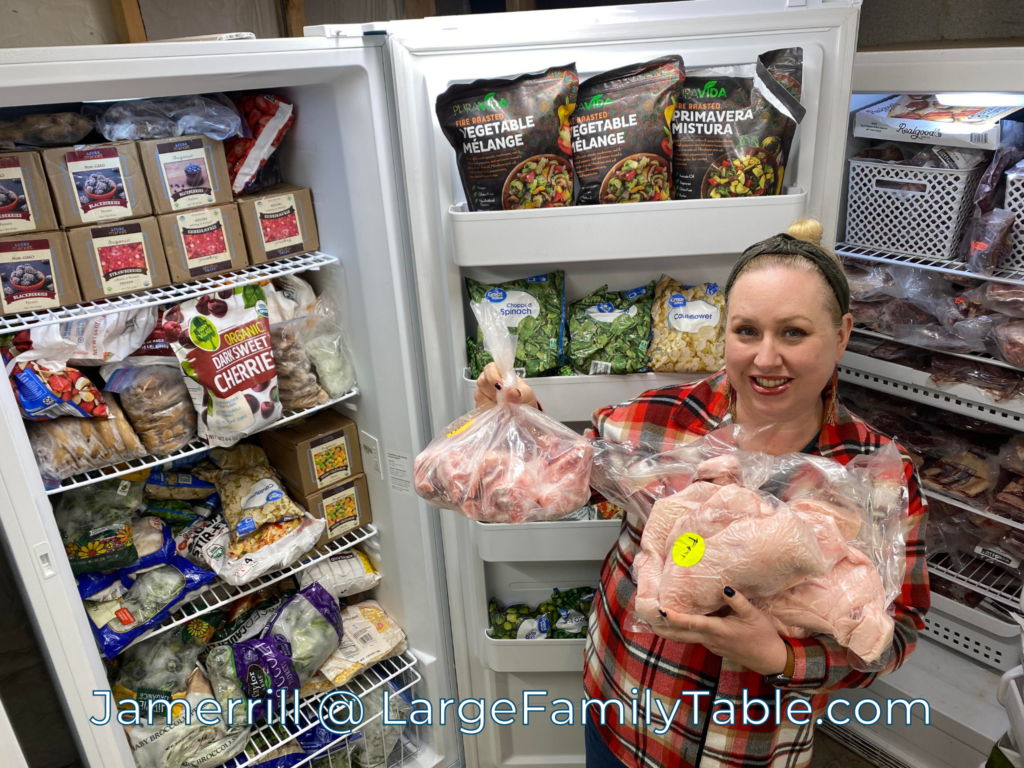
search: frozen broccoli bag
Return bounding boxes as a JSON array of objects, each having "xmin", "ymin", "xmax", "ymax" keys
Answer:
[
  {"xmin": 113, "ymin": 625, "xmax": 209, "ymax": 711},
  {"xmin": 260, "ymin": 582, "xmax": 342, "ymax": 685},
  {"xmin": 55, "ymin": 473, "xmax": 147, "ymax": 575},
  {"xmin": 205, "ymin": 635, "xmax": 299, "ymax": 723},
  {"xmin": 90, "ymin": 555, "xmax": 215, "ymax": 658},
  {"xmin": 466, "ymin": 271, "xmax": 565, "ymax": 378},
  {"xmin": 567, "ymin": 281, "xmax": 655, "ymax": 374},
  {"xmin": 415, "ymin": 300, "xmax": 593, "ymax": 523}
]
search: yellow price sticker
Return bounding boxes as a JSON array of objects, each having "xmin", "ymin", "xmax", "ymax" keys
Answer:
[
  {"xmin": 671, "ymin": 533, "xmax": 705, "ymax": 567},
  {"xmin": 446, "ymin": 419, "xmax": 475, "ymax": 438}
]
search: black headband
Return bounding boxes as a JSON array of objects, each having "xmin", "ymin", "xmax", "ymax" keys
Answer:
[{"xmin": 725, "ymin": 233, "xmax": 850, "ymax": 315}]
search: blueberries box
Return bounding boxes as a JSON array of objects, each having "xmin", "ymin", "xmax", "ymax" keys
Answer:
[
  {"xmin": 0, "ymin": 231, "xmax": 81, "ymax": 316},
  {"xmin": 42, "ymin": 141, "xmax": 152, "ymax": 228},
  {"xmin": 156, "ymin": 203, "xmax": 248, "ymax": 284},
  {"xmin": 236, "ymin": 183, "xmax": 320, "ymax": 264},
  {"xmin": 0, "ymin": 151, "xmax": 58, "ymax": 236},
  {"xmin": 66, "ymin": 217, "xmax": 171, "ymax": 301},
  {"xmin": 138, "ymin": 135, "xmax": 233, "ymax": 216}
]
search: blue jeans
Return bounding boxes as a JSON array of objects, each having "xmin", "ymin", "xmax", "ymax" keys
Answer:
[{"xmin": 586, "ymin": 718, "xmax": 628, "ymax": 768}]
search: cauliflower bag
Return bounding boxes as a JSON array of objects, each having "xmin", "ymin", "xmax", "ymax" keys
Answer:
[{"xmin": 414, "ymin": 301, "xmax": 593, "ymax": 523}]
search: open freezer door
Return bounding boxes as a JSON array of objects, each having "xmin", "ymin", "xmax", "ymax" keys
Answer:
[
  {"xmin": 0, "ymin": 36, "xmax": 460, "ymax": 768},
  {"xmin": 314, "ymin": 2, "xmax": 859, "ymax": 766}
]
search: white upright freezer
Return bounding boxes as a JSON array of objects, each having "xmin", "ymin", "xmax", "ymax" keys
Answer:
[{"xmin": 1, "ymin": 3, "xmax": 1019, "ymax": 768}]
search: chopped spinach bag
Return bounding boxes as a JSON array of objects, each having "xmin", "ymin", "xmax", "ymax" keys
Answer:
[
  {"xmin": 466, "ymin": 271, "xmax": 565, "ymax": 378},
  {"xmin": 488, "ymin": 597, "xmax": 550, "ymax": 640},
  {"xmin": 260, "ymin": 582, "xmax": 342, "ymax": 685},
  {"xmin": 55, "ymin": 472, "xmax": 148, "ymax": 575},
  {"xmin": 544, "ymin": 586, "xmax": 595, "ymax": 638},
  {"xmin": 567, "ymin": 281, "xmax": 655, "ymax": 374}
]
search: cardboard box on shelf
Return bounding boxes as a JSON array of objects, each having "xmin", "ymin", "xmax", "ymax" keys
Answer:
[
  {"xmin": 0, "ymin": 231, "xmax": 80, "ymax": 316},
  {"xmin": 292, "ymin": 473, "xmax": 372, "ymax": 548},
  {"xmin": 41, "ymin": 141, "xmax": 151, "ymax": 228},
  {"xmin": 66, "ymin": 217, "xmax": 171, "ymax": 301},
  {"xmin": 0, "ymin": 151, "xmax": 58, "ymax": 236},
  {"xmin": 138, "ymin": 135, "xmax": 233, "ymax": 215},
  {"xmin": 237, "ymin": 183, "xmax": 319, "ymax": 264},
  {"xmin": 261, "ymin": 410, "xmax": 363, "ymax": 496},
  {"xmin": 157, "ymin": 203, "xmax": 248, "ymax": 283}
]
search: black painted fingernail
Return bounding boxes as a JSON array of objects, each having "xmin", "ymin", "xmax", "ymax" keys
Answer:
[
  {"xmin": 658, "ymin": 609, "xmax": 667, "ymax": 617},
  {"xmin": 494, "ymin": 383, "xmax": 502, "ymax": 390},
  {"xmin": 724, "ymin": 586, "xmax": 735, "ymax": 597}
]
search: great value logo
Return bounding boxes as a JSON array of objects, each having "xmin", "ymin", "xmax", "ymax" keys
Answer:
[
  {"xmin": 485, "ymin": 288, "xmax": 507, "ymax": 302},
  {"xmin": 668, "ymin": 294, "xmax": 688, "ymax": 308}
]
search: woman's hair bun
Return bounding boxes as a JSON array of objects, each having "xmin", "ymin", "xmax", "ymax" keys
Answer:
[{"xmin": 787, "ymin": 218, "xmax": 824, "ymax": 246}]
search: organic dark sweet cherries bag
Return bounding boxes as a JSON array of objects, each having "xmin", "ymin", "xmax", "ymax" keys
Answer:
[
  {"xmin": 436, "ymin": 65, "xmax": 579, "ymax": 211},
  {"xmin": 571, "ymin": 56, "xmax": 684, "ymax": 205}
]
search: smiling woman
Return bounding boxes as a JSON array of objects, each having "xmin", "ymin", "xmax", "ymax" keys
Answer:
[{"xmin": 474, "ymin": 219, "xmax": 930, "ymax": 768}]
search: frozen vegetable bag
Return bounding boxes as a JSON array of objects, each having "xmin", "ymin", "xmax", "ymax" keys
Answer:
[
  {"xmin": 466, "ymin": 271, "xmax": 565, "ymax": 378},
  {"xmin": 165, "ymin": 284, "xmax": 282, "ymax": 447},
  {"xmin": 572, "ymin": 56, "xmax": 684, "ymax": 205},
  {"xmin": 436, "ymin": 65, "xmax": 578, "ymax": 211},
  {"xmin": 647, "ymin": 275, "xmax": 726, "ymax": 372},
  {"xmin": 415, "ymin": 300, "xmax": 593, "ymax": 523},
  {"xmin": 260, "ymin": 581, "xmax": 342, "ymax": 685}
]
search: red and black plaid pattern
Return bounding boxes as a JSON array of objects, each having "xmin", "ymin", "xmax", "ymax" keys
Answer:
[{"xmin": 582, "ymin": 369, "xmax": 930, "ymax": 768}]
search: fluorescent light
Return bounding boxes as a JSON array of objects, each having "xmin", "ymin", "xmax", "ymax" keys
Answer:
[{"xmin": 934, "ymin": 92, "xmax": 1024, "ymax": 107}]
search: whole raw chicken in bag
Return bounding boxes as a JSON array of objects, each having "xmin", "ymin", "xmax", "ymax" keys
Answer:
[
  {"xmin": 590, "ymin": 426, "xmax": 907, "ymax": 669},
  {"xmin": 414, "ymin": 301, "xmax": 593, "ymax": 522}
]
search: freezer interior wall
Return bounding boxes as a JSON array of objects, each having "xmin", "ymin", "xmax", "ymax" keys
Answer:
[{"xmin": 0, "ymin": 45, "xmax": 455, "ymax": 768}]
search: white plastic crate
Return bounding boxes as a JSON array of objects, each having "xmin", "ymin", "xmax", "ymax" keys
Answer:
[
  {"xmin": 845, "ymin": 159, "xmax": 982, "ymax": 260},
  {"xmin": 1005, "ymin": 169, "xmax": 1024, "ymax": 270},
  {"xmin": 925, "ymin": 592, "xmax": 1021, "ymax": 671}
]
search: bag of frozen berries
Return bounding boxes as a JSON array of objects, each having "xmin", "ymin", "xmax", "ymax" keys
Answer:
[{"xmin": 165, "ymin": 284, "xmax": 282, "ymax": 447}]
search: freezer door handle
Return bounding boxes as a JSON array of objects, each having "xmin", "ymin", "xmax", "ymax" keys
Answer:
[{"xmin": 33, "ymin": 542, "xmax": 57, "ymax": 579}]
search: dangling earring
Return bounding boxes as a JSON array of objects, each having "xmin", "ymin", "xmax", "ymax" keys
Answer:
[{"xmin": 825, "ymin": 367, "xmax": 839, "ymax": 426}]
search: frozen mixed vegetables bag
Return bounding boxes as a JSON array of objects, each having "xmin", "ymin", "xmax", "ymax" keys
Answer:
[
  {"xmin": 260, "ymin": 581, "xmax": 342, "ymax": 685},
  {"xmin": 55, "ymin": 473, "xmax": 147, "ymax": 575},
  {"xmin": 465, "ymin": 271, "xmax": 565, "ymax": 378},
  {"xmin": 90, "ymin": 554, "xmax": 215, "ymax": 658},
  {"xmin": 205, "ymin": 635, "xmax": 299, "ymax": 722},
  {"xmin": 647, "ymin": 275, "xmax": 725, "ymax": 372},
  {"xmin": 416, "ymin": 301, "xmax": 592, "ymax": 523},
  {"xmin": 567, "ymin": 281, "xmax": 655, "ymax": 374},
  {"xmin": 215, "ymin": 464, "xmax": 305, "ymax": 541}
]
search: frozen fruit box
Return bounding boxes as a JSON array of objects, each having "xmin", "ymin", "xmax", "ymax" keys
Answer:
[{"xmin": 236, "ymin": 183, "xmax": 320, "ymax": 264}]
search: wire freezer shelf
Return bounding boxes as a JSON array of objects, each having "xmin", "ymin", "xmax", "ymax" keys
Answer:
[
  {"xmin": 837, "ymin": 242, "xmax": 1024, "ymax": 287},
  {"xmin": 923, "ymin": 488, "xmax": 1024, "ymax": 533},
  {"xmin": 927, "ymin": 551, "xmax": 1023, "ymax": 612},
  {"xmin": 852, "ymin": 326, "xmax": 1022, "ymax": 374},
  {"xmin": 0, "ymin": 252, "xmax": 340, "ymax": 334},
  {"xmin": 223, "ymin": 652, "xmax": 420, "ymax": 768},
  {"xmin": 119, "ymin": 524, "xmax": 378, "ymax": 651},
  {"xmin": 45, "ymin": 388, "xmax": 359, "ymax": 494}
]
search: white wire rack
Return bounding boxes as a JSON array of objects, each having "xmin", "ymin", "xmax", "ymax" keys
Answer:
[
  {"xmin": 838, "ymin": 242, "xmax": 1024, "ymax": 287},
  {"xmin": 45, "ymin": 388, "xmax": 359, "ymax": 494},
  {"xmin": 852, "ymin": 326, "xmax": 1022, "ymax": 374},
  {"xmin": 119, "ymin": 524, "xmax": 378, "ymax": 653},
  {"xmin": 223, "ymin": 651, "xmax": 421, "ymax": 768},
  {"xmin": 0, "ymin": 252, "xmax": 340, "ymax": 334},
  {"xmin": 927, "ymin": 551, "xmax": 1023, "ymax": 612},
  {"xmin": 924, "ymin": 488, "xmax": 1024, "ymax": 533}
]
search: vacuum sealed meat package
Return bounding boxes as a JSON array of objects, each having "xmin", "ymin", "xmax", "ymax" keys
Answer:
[
  {"xmin": 673, "ymin": 48, "xmax": 803, "ymax": 200},
  {"xmin": 590, "ymin": 425, "xmax": 907, "ymax": 668},
  {"xmin": 415, "ymin": 301, "xmax": 593, "ymax": 523},
  {"xmin": 435, "ymin": 65, "xmax": 578, "ymax": 211},
  {"xmin": 966, "ymin": 282, "xmax": 1024, "ymax": 317},
  {"xmin": 929, "ymin": 354, "xmax": 1023, "ymax": 401},
  {"xmin": 965, "ymin": 208, "xmax": 1016, "ymax": 276},
  {"xmin": 165, "ymin": 284, "xmax": 282, "ymax": 447},
  {"xmin": 993, "ymin": 318, "xmax": 1024, "ymax": 368},
  {"xmin": 573, "ymin": 57, "xmax": 683, "ymax": 204}
]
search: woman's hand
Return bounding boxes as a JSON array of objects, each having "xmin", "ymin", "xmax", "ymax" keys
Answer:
[
  {"xmin": 474, "ymin": 362, "xmax": 538, "ymax": 410},
  {"xmin": 651, "ymin": 587, "xmax": 789, "ymax": 676}
]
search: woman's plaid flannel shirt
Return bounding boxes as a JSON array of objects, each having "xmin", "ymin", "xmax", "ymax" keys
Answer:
[{"xmin": 582, "ymin": 370, "xmax": 930, "ymax": 768}]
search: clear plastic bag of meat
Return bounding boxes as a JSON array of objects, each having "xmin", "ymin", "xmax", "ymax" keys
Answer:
[
  {"xmin": 929, "ymin": 354, "xmax": 1023, "ymax": 401},
  {"xmin": 414, "ymin": 301, "xmax": 594, "ymax": 523},
  {"xmin": 992, "ymin": 316, "xmax": 1024, "ymax": 368},
  {"xmin": 975, "ymin": 124, "xmax": 1024, "ymax": 213},
  {"xmin": 998, "ymin": 434, "xmax": 1024, "ymax": 476},
  {"xmin": 964, "ymin": 282, "xmax": 1024, "ymax": 318},
  {"xmin": 965, "ymin": 208, "xmax": 1016, "ymax": 277},
  {"xmin": 877, "ymin": 299, "xmax": 935, "ymax": 334},
  {"xmin": 0, "ymin": 112, "xmax": 94, "ymax": 146},
  {"xmin": 891, "ymin": 315, "xmax": 994, "ymax": 354},
  {"xmin": 597, "ymin": 427, "xmax": 907, "ymax": 669},
  {"xmin": 846, "ymin": 263, "xmax": 895, "ymax": 302},
  {"xmin": 271, "ymin": 320, "xmax": 329, "ymax": 409},
  {"xmin": 95, "ymin": 95, "xmax": 243, "ymax": 141}
]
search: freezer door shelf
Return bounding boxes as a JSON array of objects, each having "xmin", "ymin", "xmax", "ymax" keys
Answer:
[
  {"xmin": 449, "ymin": 189, "xmax": 807, "ymax": 267},
  {"xmin": 0, "ymin": 251, "xmax": 339, "ymax": 335},
  {"xmin": 462, "ymin": 367, "xmax": 703, "ymax": 423},
  {"xmin": 838, "ymin": 351, "xmax": 1024, "ymax": 429},
  {"xmin": 472, "ymin": 518, "xmax": 620, "ymax": 562},
  {"xmin": 482, "ymin": 631, "xmax": 585, "ymax": 673},
  {"xmin": 925, "ymin": 592, "xmax": 1021, "ymax": 673}
]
